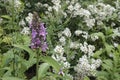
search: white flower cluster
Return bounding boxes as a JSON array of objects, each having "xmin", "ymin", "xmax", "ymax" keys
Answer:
[
  {"xmin": 59, "ymin": 36, "xmax": 66, "ymax": 45},
  {"xmin": 70, "ymin": 41, "xmax": 80, "ymax": 49},
  {"xmin": 52, "ymin": 0, "xmax": 61, "ymax": 12},
  {"xmin": 74, "ymin": 55, "xmax": 102, "ymax": 77},
  {"xmin": 80, "ymin": 42, "xmax": 95, "ymax": 57},
  {"xmin": 74, "ymin": 30, "xmax": 89, "ymax": 39},
  {"xmin": 88, "ymin": 3, "xmax": 116, "ymax": 20},
  {"xmin": 84, "ymin": 18, "xmax": 95, "ymax": 28},
  {"xmin": 67, "ymin": 1, "xmax": 91, "ymax": 18},
  {"xmin": 62, "ymin": 28, "xmax": 71, "ymax": 37},
  {"xmin": 25, "ymin": 13, "xmax": 33, "ymax": 24},
  {"xmin": 52, "ymin": 54, "xmax": 70, "ymax": 69},
  {"xmin": 90, "ymin": 35, "xmax": 99, "ymax": 41},
  {"xmin": 54, "ymin": 45, "xmax": 64, "ymax": 55},
  {"xmin": 19, "ymin": 19, "xmax": 26, "ymax": 27},
  {"xmin": 6, "ymin": 0, "xmax": 22, "ymax": 11},
  {"xmin": 112, "ymin": 27, "xmax": 120, "ymax": 38}
]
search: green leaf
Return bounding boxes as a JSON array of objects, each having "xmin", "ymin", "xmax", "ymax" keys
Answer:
[
  {"xmin": 83, "ymin": 76, "xmax": 90, "ymax": 80},
  {"xmin": 96, "ymin": 71, "xmax": 109, "ymax": 78},
  {"xmin": 41, "ymin": 56, "xmax": 62, "ymax": 73},
  {"xmin": 104, "ymin": 43, "xmax": 114, "ymax": 54},
  {"xmin": 102, "ymin": 59, "xmax": 113, "ymax": 71},
  {"xmin": 1, "ymin": 15, "xmax": 11, "ymax": 20},
  {"xmin": 93, "ymin": 49, "xmax": 104, "ymax": 58},
  {"xmin": 13, "ymin": 44, "xmax": 35, "ymax": 60},
  {"xmin": 91, "ymin": 32, "xmax": 105, "ymax": 43},
  {"xmin": 1, "ymin": 77, "xmax": 23, "ymax": 80},
  {"xmin": 38, "ymin": 63, "xmax": 50, "ymax": 79}
]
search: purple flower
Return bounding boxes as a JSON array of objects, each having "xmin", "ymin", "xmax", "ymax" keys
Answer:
[{"xmin": 30, "ymin": 19, "xmax": 48, "ymax": 52}]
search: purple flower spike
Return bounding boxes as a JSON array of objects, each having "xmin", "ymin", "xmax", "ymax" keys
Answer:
[{"xmin": 30, "ymin": 13, "xmax": 48, "ymax": 52}]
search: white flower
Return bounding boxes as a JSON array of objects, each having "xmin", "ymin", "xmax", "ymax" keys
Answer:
[
  {"xmin": 19, "ymin": 19, "xmax": 26, "ymax": 26},
  {"xmin": 79, "ymin": 8, "xmax": 91, "ymax": 17},
  {"xmin": 52, "ymin": 54, "xmax": 70, "ymax": 69},
  {"xmin": 62, "ymin": 11, "xmax": 67, "ymax": 18},
  {"xmin": 74, "ymin": 55, "xmax": 102, "ymax": 77},
  {"xmin": 82, "ymin": 31, "xmax": 89, "ymax": 39},
  {"xmin": 74, "ymin": 3, "xmax": 81, "ymax": 11},
  {"xmin": 68, "ymin": 5, "xmax": 74, "ymax": 12},
  {"xmin": 7, "ymin": 0, "xmax": 22, "ymax": 11},
  {"xmin": 14, "ymin": 0, "xmax": 22, "ymax": 8},
  {"xmin": 21, "ymin": 27, "xmax": 30, "ymax": 35},
  {"xmin": 52, "ymin": 0, "xmax": 61, "ymax": 5},
  {"xmin": 74, "ymin": 30, "xmax": 82, "ymax": 36},
  {"xmin": 80, "ymin": 42, "xmax": 95, "ymax": 56},
  {"xmin": 113, "ymin": 28, "xmax": 120, "ymax": 37},
  {"xmin": 62, "ymin": 28, "xmax": 71, "ymax": 37},
  {"xmin": 85, "ymin": 18, "xmax": 95, "ymax": 28},
  {"xmin": 59, "ymin": 36, "xmax": 66, "ymax": 45},
  {"xmin": 97, "ymin": 20, "xmax": 103, "ymax": 26},
  {"xmin": 66, "ymin": 0, "xmax": 70, "ymax": 4},
  {"xmin": 88, "ymin": 45, "xmax": 95, "ymax": 56},
  {"xmin": 43, "ymin": 4, "xmax": 49, "ymax": 7},
  {"xmin": 54, "ymin": 45, "xmax": 64, "ymax": 55},
  {"xmin": 48, "ymin": 6, "xmax": 52, "ymax": 12},
  {"xmin": 53, "ymin": 5, "xmax": 61, "ymax": 12},
  {"xmin": 64, "ymin": 61, "xmax": 70, "ymax": 68},
  {"xmin": 113, "ymin": 43, "xmax": 118, "ymax": 47},
  {"xmin": 70, "ymin": 42, "xmax": 80, "ymax": 49},
  {"xmin": 91, "ymin": 35, "xmax": 99, "ymax": 41},
  {"xmin": 25, "ymin": 13, "xmax": 33, "ymax": 24},
  {"xmin": 88, "ymin": 5, "xmax": 98, "ymax": 14}
]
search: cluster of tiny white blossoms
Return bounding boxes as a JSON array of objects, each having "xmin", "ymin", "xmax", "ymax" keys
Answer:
[
  {"xmin": 5, "ymin": 0, "xmax": 22, "ymax": 11},
  {"xmin": 19, "ymin": 13, "xmax": 33, "ymax": 35},
  {"xmin": 52, "ymin": 52, "xmax": 70, "ymax": 69},
  {"xmin": 80, "ymin": 42, "xmax": 95, "ymax": 57},
  {"xmin": 87, "ymin": 3, "xmax": 116, "ymax": 27},
  {"xmin": 25, "ymin": 13, "xmax": 33, "ymax": 24},
  {"xmin": 41, "ymin": 0, "xmax": 64, "ymax": 15},
  {"xmin": 62, "ymin": 28, "xmax": 71, "ymax": 38},
  {"xmin": 74, "ymin": 55, "xmax": 102, "ymax": 77},
  {"xmin": 52, "ymin": 28, "xmax": 72, "ymax": 69},
  {"xmin": 112, "ymin": 27, "xmax": 120, "ymax": 38},
  {"xmin": 54, "ymin": 45, "xmax": 64, "ymax": 55},
  {"xmin": 51, "ymin": 0, "xmax": 61, "ymax": 12},
  {"xmin": 69, "ymin": 41, "xmax": 80, "ymax": 49},
  {"xmin": 59, "ymin": 36, "xmax": 66, "ymax": 46},
  {"xmin": 90, "ymin": 34, "xmax": 99, "ymax": 41},
  {"xmin": 74, "ymin": 30, "xmax": 89, "ymax": 39},
  {"xmin": 52, "ymin": 45, "xmax": 70, "ymax": 69}
]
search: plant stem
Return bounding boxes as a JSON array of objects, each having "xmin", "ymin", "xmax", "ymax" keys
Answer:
[
  {"xmin": 36, "ymin": 50, "xmax": 39, "ymax": 80},
  {"xmin": 12, "ymin": 0, "xmax": 16, "ymax": 77}
]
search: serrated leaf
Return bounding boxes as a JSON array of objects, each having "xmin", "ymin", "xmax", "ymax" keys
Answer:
[
  {"xmin": 104, "ymin": 43, "xmax": 114, "ymax": 54},
  {"xmin": 102, "ymin": 59, "xmax": 113, "ymax": 70},
  {"xmin": 41, "ymin": 56, "xmax": 61, "ymax": 73},
  {"xmin": 93, "ymin": 49, "xmax": 104, "ymax": 58},
  {"xmin": 38, "ymin": 63, "xmax": 50, "ymax": 79}
]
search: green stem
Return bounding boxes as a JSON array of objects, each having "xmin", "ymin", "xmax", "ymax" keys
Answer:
[
  {"xmin": 36, "ymin": 50, "xmax": 39, "ymax": 80},
  {"xmin": 12, "ymin": 0, "xmax": 16, "ymax": 77}
]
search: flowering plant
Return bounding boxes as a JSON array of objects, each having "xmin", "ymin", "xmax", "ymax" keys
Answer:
[{"xmin": 0, "ymin": 0, "xmax": 120, "ymax": 80}]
